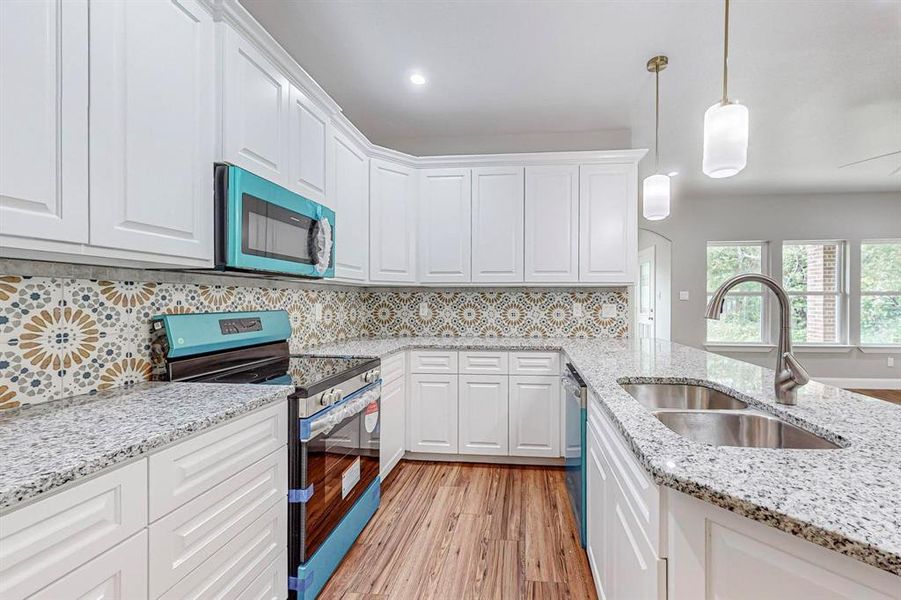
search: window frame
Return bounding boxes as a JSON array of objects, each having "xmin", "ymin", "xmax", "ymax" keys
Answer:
[
  {"xmin": 859, "ymin": 238, "xmax": 901, "ymax": 347},
  {"xmin": 781, "ymin": 239, "xmax": 848, "ymax": 346},
  {"xmin": 705, "ymin": 241, "xmax": 770, "ymax": 345}
]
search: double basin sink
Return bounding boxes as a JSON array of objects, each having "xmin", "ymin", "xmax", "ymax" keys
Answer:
[{"xmin": 620, "ymin": 383, "xmax": 839, "ymax": 450}]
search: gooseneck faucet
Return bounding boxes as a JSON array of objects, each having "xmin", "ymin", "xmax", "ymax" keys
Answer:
[{"xmin": 705, "ymin": 273, "xmax": 810, "ymax": 405}]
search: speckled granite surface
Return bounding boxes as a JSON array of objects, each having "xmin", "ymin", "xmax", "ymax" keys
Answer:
[
  {"xmin": 306, "ymin": 336, "xmax": 901, "ymax": 576},
  {"xmin": 0, "ymin": 382, "xmax": 293, "ymax": 511}
]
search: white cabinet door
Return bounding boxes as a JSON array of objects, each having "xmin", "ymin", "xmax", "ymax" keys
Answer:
[
  {"xmin": 586, "ymin": 425, "xmax": 611, "ymax": 600},
  {"xmin": 459, "ymin": 375, "xmax": 508, "ymax": 455},
  {"xmin": 525, "ymin": 165, "xmax": 579, "ymax": 282},
  {"xmin": 579, "ymin": 163, "xmax": 638, "ymax": 283},
  {"xmin": 0, "ymin": 0, "xmax": 88, "ymax": 244},
  {"xmin": 222, "ymin": 25, "xmax": 290, "ymax": 184},
  {"xmin": 408, "ymin": 374, "xmax": 458, "ymax": 454},
  {"xmin": 329, "ymin": 128, "xmax": 369, "ymax": 281},
  {"xmin": 28, "ymin": 531, "xmax": 148, "ymax": 600},
  {"xmin": 471, "ymin": 166, "xmax": 524, "ymax": 282},
  {"xmin": 418, "ymin": 168, "xmax": 471, "ymax": 283},
  {"xmin": 89, "ymin": 0, "xmax": 214, "ymax": 262},
  {"xmin": 380, "ymin": 376, "xmax": 406, "ymax": 479},
  {"xmin": 288, "ymin": 85, "xmax": 327, "ymax": 203},
  {"xmin": 608, "ymin": 469, "xmax": 665, "ymax": 600},
  {"xmin": 370, "ymin": 158, "xmax": 417, "ymax": 282},
  {"xmin": 509, "ymin": 376, "xmax": 560, "ymax": 457}
]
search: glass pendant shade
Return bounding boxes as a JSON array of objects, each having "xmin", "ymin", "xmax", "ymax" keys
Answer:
[
  {"xmin": 702, "ymin": 101, "xmax": 749, "ymax": 178},
  {"xmin": 642, "ymin": 173, "xmax": 671, "ymax": 221}
]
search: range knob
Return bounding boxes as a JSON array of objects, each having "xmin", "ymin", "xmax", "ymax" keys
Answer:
[{"xmin": 363, "ymin": 369, "xmax": 381, "ymax": 383}]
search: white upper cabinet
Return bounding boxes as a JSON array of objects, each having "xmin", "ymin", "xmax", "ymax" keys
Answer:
[
  {"xmin": 471, "ymin": 166, "xmax": 524, "ymax": 282},
  {"xmin": 89, "ymin": 0, "xmax": 214, "ymax": 262},
  {"xmin": 418, "ymin": 168, "xmax": 472, "ymax": 283},
  {"xmin": 369, "ymin": 158, "xmax": 417, "ymax": 282},
  {"xmin": 579, "ymin": 163, "xmax": 638, "ymax": 283},
  {"xmin": 288, "ymin": 85, "xmax": 327, "ymax": 203},
  {"xmin": 525, "ymin": 165, "xmax": 579, "ymax": 282},
  {"xmin": 0, "ymin": 0, "xmax": 88, "ymax": 244},
  {"xmin": 222, "ymin": 26, "xmax": 290, "ymax": 185},
  {"xmin": 329, "ymin": 128, "xmax": 369, "ymax": 281}
]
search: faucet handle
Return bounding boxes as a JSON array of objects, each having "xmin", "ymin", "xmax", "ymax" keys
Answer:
[{"xmin": 783, "ymin": 352, "xmax": 810, "ymax": 386}]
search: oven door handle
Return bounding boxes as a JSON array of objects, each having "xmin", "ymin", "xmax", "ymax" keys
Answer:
[{"xmin": 299, "ymin": 381, "xmax": 381, "ymax": 441}]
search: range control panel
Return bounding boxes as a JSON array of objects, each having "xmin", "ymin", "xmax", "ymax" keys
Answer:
[{"xmin": 219, "ymin": 317, "xmax": 263, "ymax": 335}]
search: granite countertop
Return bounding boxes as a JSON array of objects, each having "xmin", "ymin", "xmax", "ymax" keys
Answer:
[
  {"xmin": 306, "ymin": 336, "xmax": 901, "ymax": 576},
  {"xmin": 0, "ymin": 382, "xmax": 293, "ymax": 511}
]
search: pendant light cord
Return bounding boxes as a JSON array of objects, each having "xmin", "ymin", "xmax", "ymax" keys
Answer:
[
  {"xmin": 722, "ymin": 0, "xmax": 730, "ymax": 104},
  {"xmin": 654, "ymin": 66, "xmax": 660, "ymax": 172}
]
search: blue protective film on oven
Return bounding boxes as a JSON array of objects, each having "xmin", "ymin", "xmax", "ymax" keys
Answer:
[
  {"xmin": 298, "ymin": 380, "xmax": 381, "ymax": 441},
  {"xmin": 294, "ymin": 477, "xmax": 381, "ymax": 600},
  {"xmin": 151, "ymin": 310, "xmax": 291, "ymax": 358}
]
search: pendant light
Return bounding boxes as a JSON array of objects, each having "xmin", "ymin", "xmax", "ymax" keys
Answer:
[
  {"xmin": 702, "ymin": 0, "xmax": 749, "ymax": 178},
  {"xmin": 643, "ymin": 55, "xmax": 670, "ymax": 221}
]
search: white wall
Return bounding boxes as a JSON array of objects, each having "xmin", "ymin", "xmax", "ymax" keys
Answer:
[
  {"xmin": 378, "ymin": 128, "xmax": 631, "ymax": 157},
  {"xmin": 642, "ymin": 191, "xmax": 901, "ymax": 381}
]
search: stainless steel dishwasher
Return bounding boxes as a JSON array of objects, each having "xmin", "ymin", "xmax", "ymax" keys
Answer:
[{"xmin": 562, "ymin": 362, "xmax": 587, "ymax": 548}]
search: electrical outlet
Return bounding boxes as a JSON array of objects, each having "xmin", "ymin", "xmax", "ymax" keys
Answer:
[
  {"xmin": 601, "ymin": 303, "xmax": 617, "ymax": 318},
  {"xmin": 679, "ymin": 290, "xmax": 690, "ymax": 301},
  {"xmin": 419, "ymin": 301, "xmax": 429, "ymax": 319},
  {"xmin": 889, "ymin": 357, "xmax": 895, "ymax": 368},
  {"xmin": 573, "ymin": 302, "xmax": 583, "ymax": 318},
  {"xmin": 314, "ymin": 303, "xmax": 323, "ymax": 321}
]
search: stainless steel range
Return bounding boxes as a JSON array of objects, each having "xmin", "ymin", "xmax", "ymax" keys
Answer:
[{"xmin": 150, "ymin": 309, "xmax": 381, "ymax": 600}]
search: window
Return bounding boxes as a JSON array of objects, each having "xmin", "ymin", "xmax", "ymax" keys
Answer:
[
  {"xmin": 782, "ymin": 242, "xmax": 845, "ymax": 344},
  {"xmin": 706, "ymin": 242, "xmax": 767, "ymax": 343},
  {"xmin": 860, "ymin": 241, "xmax": 901, "ymax": 345}
]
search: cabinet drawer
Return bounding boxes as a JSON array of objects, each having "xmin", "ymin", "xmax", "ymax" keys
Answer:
[
  {"xmin": 157, "ymin": 502, "xmax": 287, "ymax": 600},
  {"xmin": 509, "ymin": 351, "xmax": 560, "ymax": 375},
  {"xmin": 149, "ymin": 448, "xmax": 287, "ymax": 598},
  {"xmin": 381, "ymin": 351, "xmax": 406, "ymax": 384},
  {"xmin": 28, "ymin": 530, "xmax": 148, "ymax": 600},
  {"xmin": 0, "ymin": 459, "xmax": 147, "ymax": 600},
  {"xmin": 149, "ymin": 402, "xmax": 287, "ymax": 521},
  {"xmin": 459, "ymin": 351, "xmax": 509, "ymax": 374},
  {"xmin": 588, "ymin": 397, "xmax": 661, "ymax": 555},
  {"xmin": 410, "ymin": 350, "xmax": 458, "ymax": 374}
]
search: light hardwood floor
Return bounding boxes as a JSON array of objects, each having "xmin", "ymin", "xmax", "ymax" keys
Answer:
[
  {"xmin": 319, "ymin": 461, "xmax": 598, "ymax": 600},
  {"xmin": 849, "ymin": 389, "xmax": 901, "ymax": 405}
]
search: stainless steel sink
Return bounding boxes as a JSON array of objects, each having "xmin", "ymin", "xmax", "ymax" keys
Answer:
[
  {"xmin": 652, "ymin": 411, "xmax": 840, "ymax": 450},
  {"xmin": 621, "ymin": 383, "xmax": 749, "ymax": 410}
]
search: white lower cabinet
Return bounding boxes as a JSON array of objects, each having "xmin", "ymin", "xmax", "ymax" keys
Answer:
[
  {"xmin": 509, "ymin": 375, "xmax": 560, "ymax": 457},
  {"xmin": 28, "ymin": 531, "xmax": 149, "ymax": 600},
  {"xmin": 380, "ymin": 353, "xmax": 407, "ymax": 479},
  {"xmin": 408, "ymin": 373, "xmax": 459, "ymax": 453},
  {"xmin": 459, "ymin": 375, "xmax": 509, "ymax": 455},
  {"xmin": 586, "ymin": 426, "xmax": 611, "ymax": 600}
]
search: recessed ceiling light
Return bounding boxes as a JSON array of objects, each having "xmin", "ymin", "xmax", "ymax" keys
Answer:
[
  {"xmin": 409, "ymin": 73, "xmax": 427, "ymax": 86},
  {"xmin": 667, "ymin": 170, "xmax": 679, "ymax": 177}
]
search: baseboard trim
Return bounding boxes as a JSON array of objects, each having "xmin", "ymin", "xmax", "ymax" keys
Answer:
[
  {"xmin": 814, "ymin": 377, "xmax": 901, "ymax": 390},
  {"xmin": 403, "ymin": 452, "xmax": 564, "ymax": 467}
]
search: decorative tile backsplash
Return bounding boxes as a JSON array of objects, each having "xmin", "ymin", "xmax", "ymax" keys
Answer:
[{"xmin": 0, "ymin": 272, "xmax": 628, "ymax": 409}]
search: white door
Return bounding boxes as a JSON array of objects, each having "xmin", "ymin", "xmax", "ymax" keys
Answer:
[
  {"xmin": 459, "ymin": 375, "xmax": 508, "ymax": 456},
  {"xmin": 288, "ymin": 85, "xmax": 327, "ymax": 203},
  {"xmin": 524, "ymin": 165, "xmax": 579, "ymax": 282},
  {"xmin": 379, "ymin": 377, "xmax": 406, "ymax": 479},
  {"xmin": 418, "ymin": 168, "xmax": 471, "ymax": 283},
  {"xmin": 222, "ymin": 25, "xmax": 290, "ymax": 184},
  {"xmin": 579, "ymin": 163, "xmax": 638, "ymax": 283},
  {"xmin": 509, "ymin": 376, "xmax": 560, "ymax": 457},
  {"xmin": 408, "ymin": 374, "xmax": 458, "ymax": 454},
  {"xmin": 471, "ymin": 167, "xmax": 524, "ymax": 282},
  {"xmin": 329, "ymin": 128, "xmax": 369, "ymax": 281},
  {"xmin": 370, "ymin": 158, "xmax": 417, "ymax": 282},
  {"xmin": 89, "ymin": 0, "xmax": 214, "ymax": 262},
  {"xmin": 638, "ymin": 246, "xmax": 656, "ymax": 339},
  {"xmin": 0, "ymin": 0, "xmax": 89, "ymax": 244}
]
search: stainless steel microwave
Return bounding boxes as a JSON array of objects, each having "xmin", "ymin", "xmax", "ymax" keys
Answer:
[{"xmin": 214, "ymin": 163, "xmax": 335, "ymax": 278}]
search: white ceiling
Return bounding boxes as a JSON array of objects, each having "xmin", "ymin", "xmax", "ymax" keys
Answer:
[{"xmin": 241, "ymin": 0, "xmax": 901, "ymax": 196}]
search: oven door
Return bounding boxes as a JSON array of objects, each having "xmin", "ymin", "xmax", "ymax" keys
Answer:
[
  {"xmin": 292, "ymin": 384, "xmax": 380, "ymax": 564},
  {"xmin": 216, "ymin": 163, "xmax": 335, "ymax": 278}
]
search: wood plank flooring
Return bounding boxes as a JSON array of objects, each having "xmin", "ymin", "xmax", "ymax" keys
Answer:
[
  {"xmin": 849, "ymin": 389, "xmax": 901, "ymax": 405},
  {"xmin": 319, "ymin": 461, "xmax": 597, "ymax": 600}
]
